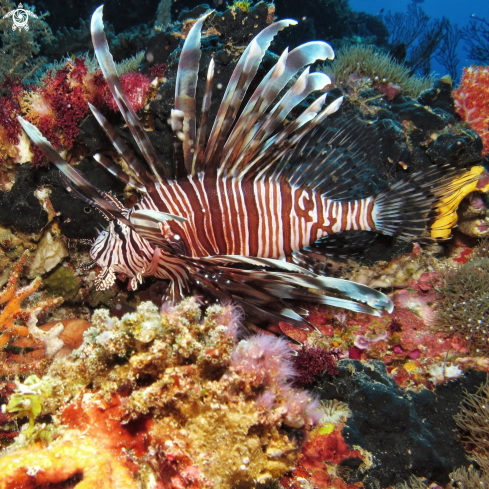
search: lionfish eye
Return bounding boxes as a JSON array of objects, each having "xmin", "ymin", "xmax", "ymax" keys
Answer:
[{"xmin": 114, "ymin": 224, "xmax": 123, "ymax": 236}]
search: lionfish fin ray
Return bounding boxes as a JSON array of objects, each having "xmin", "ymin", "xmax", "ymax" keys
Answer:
[
  {"xmin": 193, "ymin": 58, "xmax": 215, "ymax": 175},
  {"xmin": 88, "ymin": 103, "xmax": 151, "ymax": 187},
  {"xmin": 230, "ymin": 69, "xmax": 331, "ymax": 174},
  {"xmin": 91, "ymin": 5, "xmax": 168, "ymax": 181},
  {"xmin": 93, "ymin": 153, "xmax": 146, "ymax": 191},
  {"xmin": 222, "ymin": 41, "xmax": 335, "ymax": 171},
  {"xmin": 174, "ymin": 11, "xmax": 213, "ymax": 175},
  {"xmin": 17, "ymin": 116, "xmax": 131, "ymax": 226}
]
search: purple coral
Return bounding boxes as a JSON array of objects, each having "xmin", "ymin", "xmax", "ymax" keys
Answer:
[
  {"xmin": 230, "ymin": 333, "xmax": 296, "ymax": 386},
  {"xmin": 293, "ymin": 346, "xmax": 339, "ymax": 385}
]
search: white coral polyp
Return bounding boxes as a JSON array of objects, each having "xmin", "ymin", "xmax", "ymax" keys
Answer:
[{"xmin": 428, "ymin": 362, "xmax": 463, "ymax": 385}]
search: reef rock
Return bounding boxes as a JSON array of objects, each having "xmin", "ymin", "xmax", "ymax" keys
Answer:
[{"xmin": 314, "ymin": 359, "xmax": 488, "ymax": 488}]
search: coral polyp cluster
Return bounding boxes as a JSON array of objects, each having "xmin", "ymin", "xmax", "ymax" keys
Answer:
[
  {"xmin": 454, "ymin": 379, "xmax": 489, "ymax": 471},
  {"xmin": 1, "ymin": 298, "xmax": 323, "ymax": 487},
  {"xmin": 434, "ymin": 257, "xmax": 489, "ymax": 354}
]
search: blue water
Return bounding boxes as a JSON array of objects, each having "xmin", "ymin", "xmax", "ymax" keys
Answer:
[{"xmin": 349, "ymin": 0, "xmax": 489, "ymax": 79}]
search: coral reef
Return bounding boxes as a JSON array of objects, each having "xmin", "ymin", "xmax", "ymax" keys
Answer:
[
  {"xmin": 0, "ymin": 299, "xmax": 322, "ymax": 487},
  {"xmin": 0, "ymin": 249, "xmax": 78, "ymax": 378},
  {"xmin": 453, "ymin": 65, "xmax": 489, "ymax": 157},
  {"xmin": 0, "ymin": 431, "xmax": 138, "ymax": 489}
]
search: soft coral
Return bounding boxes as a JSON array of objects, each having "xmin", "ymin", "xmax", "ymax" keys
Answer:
[
  {"xmin": 21, "ymin": 58, "xmax": 106, "ymax": 164},
  {"xmin": 453, "ymin": 66, "xmax": 489, "ymax": 157},
  {"xmin": 0, "ymin": 78, "xmax": 23, "ymax": 162}
]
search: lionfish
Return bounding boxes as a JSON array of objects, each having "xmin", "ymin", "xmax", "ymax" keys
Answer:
[{"xmin": 18, "ymin": 6, "xmax": 474, "ymax": 333}]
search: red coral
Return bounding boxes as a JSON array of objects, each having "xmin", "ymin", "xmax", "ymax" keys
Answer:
[
  {"xmin": 281, "ymin": 430, "xmax": 362, "ymax": 489},
  {"xmin": 149, "ymin": 63, "xmax": 167, "ymax": 78},
  {"xmin": 106, "ymin": 72, "xmax": 152, "ymax": 112},
  {"xmin": 294, "ymin": 346, "xmax": 339, "ymax": 385},
  {"xmin": 453, "ymin": 66, "xmax": 489, "ymax": 157}
]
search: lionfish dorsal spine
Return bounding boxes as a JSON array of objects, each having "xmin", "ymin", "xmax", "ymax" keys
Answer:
[
  {"xmin": 91, "ymin": 5, "xmax": 168, "ymax": 182},
  {"xmin": 234, "ymin": 71, "xmax": 331, "ymax": 176},
  {"xmin": 201, "ymin": 19, "xmax": 297, "ymax": 169},
  {"xmin": 220, "ymin": 48, "xmax": 291, "ymax": 173},
  {"xmin": 174, "ymin": 11, "xmax": 213, "ymax": 175},
  {"xmin": 93, "ymin": 153, "xmax": 146, "ymax": 191},
  {"xmin": 194, "ymin": 58, "xmax": 215, "ymax": 176},
  {"xmin": 223, "ymin": 41, "xmax": 335, "ymax": 175}
]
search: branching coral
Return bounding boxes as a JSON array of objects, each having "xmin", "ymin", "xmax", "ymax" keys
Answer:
[
  {"xmin": 453, "ymin": 66, "xmax": 489, "ymax": 157},
  {"xmin": 3, "ymin": 298, "xmax": 322, "ymax": 488},
  {"xmin": 462, "ymin": 15, "xmax": 489, "ymax": 64},
  {"xmin": 382, "ymin": 3, "xmax": 447, "ymax": 76},
  {"xmin": 434, "ymin": 258, "xmax": 489, "ymax": 354},
  {"xmin": 0, "ymin": 251, "xmax": 64, "ymax": 364},
  {"xmin": 322, "ymin": 44, "xmax": 434, "ymax": 98}
]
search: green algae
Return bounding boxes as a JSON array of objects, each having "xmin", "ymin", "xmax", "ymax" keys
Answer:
[{"xmin": 43, "ymin": 265, "xmax": 80, "ymax": 301}]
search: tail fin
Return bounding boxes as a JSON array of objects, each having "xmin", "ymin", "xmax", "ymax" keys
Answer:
[{"xmin": 372, "ymin": 165, "xmax": 482, "ymax": 241}]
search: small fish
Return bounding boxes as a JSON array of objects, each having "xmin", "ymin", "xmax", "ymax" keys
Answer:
[{"xmin": 18, "ymin": 6, "xmax": 476, "ymax": 335}]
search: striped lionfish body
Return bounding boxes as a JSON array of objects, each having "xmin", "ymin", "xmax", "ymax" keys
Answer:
[
  {"xmin": 136, "ymin": 178, "xmax": 376, "ymax": 259},
  {"xmin": 19, "ymin": 6, "xmax": 477, "ymax": 334}
]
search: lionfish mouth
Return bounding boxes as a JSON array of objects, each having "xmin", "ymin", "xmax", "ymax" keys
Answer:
[{"xmin": 17, "ymin": 4, "xmax": 478, "ymax": 340}]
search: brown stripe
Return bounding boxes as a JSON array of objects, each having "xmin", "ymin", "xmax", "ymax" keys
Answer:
[
  {"xmin": 242, "ymin": 179, "xmax": 260, "ymax": 256},
  {"xmin": 280, "ymin": 179, "xmax": 293, "ymax": 256},
  {"xmin": 309, "ymin": 190, "xmax": 324, "ymax": 245},
  {"xmin": 177, "ymin": 179, "xmax": 215, "ymax": 255},
  {"xmin": 204, "ymin": 176, "xmax": 228, "ymax": 253}
]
